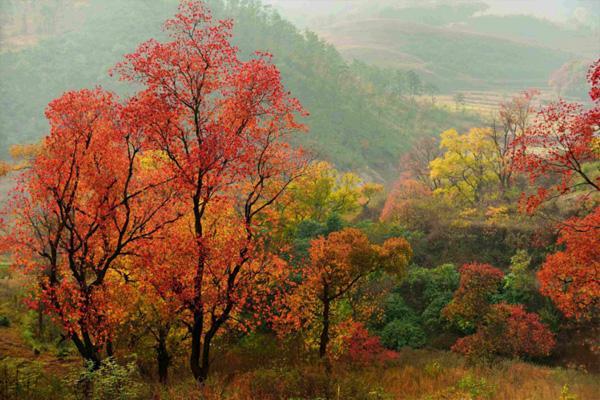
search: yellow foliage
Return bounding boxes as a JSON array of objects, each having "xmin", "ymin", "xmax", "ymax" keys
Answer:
[
  {"xmin": 9, "ymin": 143, "xmax": 42, "ymax": 160},
  {"xmin": 281, "ymin": 161, "xmax": 366, "ymax": 224},
  {"xmin": 430, "ymin": 128, "xmax": 500, "ymax": 205}
]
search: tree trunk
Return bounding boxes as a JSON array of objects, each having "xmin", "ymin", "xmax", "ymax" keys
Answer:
[
  {"xmin": 71, "ymin": 333, "xmax": 101, "ymax": 369},
  {"xmin": 197, "ymin": 330, "xmax": 214, "ymax": 383},
  {"xmin": 106, "ymin": 340, "xmax": 113, "ymax": 357},
  {"xmin": 319, "ymin": 296, "xmax": 330, "ymax": 358},
  {"xmin": 189, "ymin": 312, "xmax": 203, "ymax": 380},
  {"xmin": 156, "ymin": 330, "xmax": 171, "ymax": 385},
  {"xmin": 37, "ymin": 303, "xmax": 44, "ymax": 338}
]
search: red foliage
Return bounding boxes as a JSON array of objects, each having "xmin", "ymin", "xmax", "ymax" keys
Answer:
[
  {"xmin": 588, "ymin": 58, "xmax": 600, "ymax": 102},
  {"xmin": 380, "ymin": 176, "xmax": 433, "ymax": 225},
  {"xmin": 537, "ymin": 207, "xmax": 600, "ymax": 321},
  {"xmin": 1, "ymin": 88, "xmax": 174, "ymax": 363},
  {"xmin": 112, "ymin": 0, "xmax": 307, "ymax": 381},
  {"xmin": 443, "ymin": 263, "xmax": 504, "ymax": 330},
  {"xmin": 512, "ymin": 58, "xmax": 599, "ymax": 213},
  {"xmin": 452, "ymin": 303, "xmax": 555, "ymax": 359},
  {"xmin": 340, "ymin": 321, "xmax": 398, "ymax": 365}
]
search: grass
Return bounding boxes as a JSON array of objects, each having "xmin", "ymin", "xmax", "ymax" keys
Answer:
[
  {"xmin": 1, "ymin": 347, "xmax": 598, "ymax": 399},
  {"xmin": 184, "ymin": 348, "xmax": 598, "ymax": 400}
]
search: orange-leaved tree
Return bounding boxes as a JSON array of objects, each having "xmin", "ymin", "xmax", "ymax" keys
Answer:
[
  {"xmin": 537, "ymin": 207, "xmax": 599, "ymax": 321},
  {"xmin": 443, "ymin": 263, "xmax": 504, "ymax": 332},
  {"xmin": 277, "ymin": 228, "xmax": 411, "ymax": 358},
  {"xmin": 112, "ymin": 1, "xmax": 308, "ymax": 381},
  {"xmin": 1, "ymin": 88, "xmax": 176, "ymax": 365}
]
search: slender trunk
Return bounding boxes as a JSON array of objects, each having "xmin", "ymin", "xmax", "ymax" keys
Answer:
[
  {"xmin": 156, "ymin": 330, "xmax": 170, "ymax": 384},
  {"xmin": 319, "ymin": 296, "xmax": 330, "ymax": 358},
  {"xmin": 189, "ymin": 311, "xmax": 203, "ymax": 380},
  {"xmin": 106, "ymin": 340, "xmax": 113, "ymax": 357},
  {"xmin": 37, "ymin": 303, "xmax": 44, "ymax": 338},
  {"xmin": 197, "ymin": 330, "xmax": 214, "ymax": 383}
]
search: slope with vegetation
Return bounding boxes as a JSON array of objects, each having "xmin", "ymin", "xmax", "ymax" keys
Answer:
[
  {"xmin": 314, "ymin": 1, "xmax": 597, "ymax": 95},
  {"xmin": 0, "ymin": 0, "xmax": 479, "ymax": 180}
]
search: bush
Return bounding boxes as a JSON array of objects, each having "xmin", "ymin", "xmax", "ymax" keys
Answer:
[
  {"xmin": 238, "ymin": 365, "xmax": 394, "ymax": 400},
  {"xmin": 380, "ymin": 320, "xmax": 426, "ymax": 350},
  {"xmin": 340, "ymin": 322, "xmax": 398, "ymax": 365},
  {"xmin": 0, "ymin": 315, "xmax": 9, "ymax": 327},
  {"xmin": 451, "ymin": 303, "xmax": 555, "ymax": 361},
  {"xmin": 456, "ymin": 374, "xmax": 496, "ymax": 399},
  {"xmin": 0, "ymin": 357, "xmax": 68, "ymax": 400},
  {"xmin": 443, "ymin": 263, "xmax": 504, "ymax": 332},
  {"xmin": 383, "ymin": 293, "xmax": 418, "ymax": 323},
  {"xmin": 241, "ymin": 366, "xmax": 329, "ymax": 399},
  {"xmin": 72, "ymin": 357, "xmax": 145, "ymax": 400},
  {"xmin": 421, "ymin": 295, "xmax": 452, "ymax": 333}
]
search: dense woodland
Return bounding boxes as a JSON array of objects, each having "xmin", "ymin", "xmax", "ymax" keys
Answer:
[{"xmin": 0, "ymin": 1, "xmax": 599, "ymax": 399}]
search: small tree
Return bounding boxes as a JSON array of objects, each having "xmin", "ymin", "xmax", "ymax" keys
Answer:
[
  {"xmin": 453, "ymin": 93, "xmax": 466, "ymax": 111},
  {"xmin": 443, "ymin": 263, "xmax": 504, "ymax": 331},
  {"xmin": 278, "ymin": 228, "xmax": 412, "ymax": 358}
]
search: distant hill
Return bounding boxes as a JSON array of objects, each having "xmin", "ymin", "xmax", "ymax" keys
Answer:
[
  {"xmin": 0, "ymin": 0, "xmax": 480, "ymax": 181},
  {"xmin": 312, "ymin": 2, "xmax": 598, "ymax": 94},
  {"xmin": 318, "ymin": 18, "xmax": 575, "ymax": 92}
]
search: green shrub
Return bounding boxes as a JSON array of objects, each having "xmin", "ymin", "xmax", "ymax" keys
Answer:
[
  {"xmin": 72, "ymin": 357, "xmax": 145, "ymax": 400},
  {"xmin": 380, "ymin": 320, "xmax": 426, "ymax": 350},
  {"xmin": 0, "ymin": 357, "xmax": 68, "ymax": 400},
  {"xmin": 0, "ymin": 315, "xmax": 9, "ymax": 327},
  {"xmin": 456, "ymin": 374, "xmax": 496, "ymax": 399},
  {"xmin": 383, "ymin": 294, "xmax": 419, "ymax": 324}
]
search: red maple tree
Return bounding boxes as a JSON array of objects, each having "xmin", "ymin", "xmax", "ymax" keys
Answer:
[
  {"xmin": 1, "ymin": 88, "xmax": 175, "ymax": 365},
  {"xmin": 112, "ymin": 1, "xmax": 307, "ymax": 381},
  {"xmin": 512, "ymin": 58, "xmax": 599, "ymax": 213},
  {"xmin": 537, "ymin": 207, "xmax": 600, "ymax": 321}
]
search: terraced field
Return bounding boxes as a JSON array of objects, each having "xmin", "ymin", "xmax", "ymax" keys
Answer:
[{"xmin": 317, "ymin": 18, "xmax": 573, "ymax": 92}]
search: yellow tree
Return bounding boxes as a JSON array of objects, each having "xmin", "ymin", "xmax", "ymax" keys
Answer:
[
  {"xmin": 0, "ymin": 143, "xmax": 43, "ymax": 176},
  {"xmin": 280, "ymin": 161, "xmax": 377, "ymax": 225},
  {"xmin": 429, "ymin": 128, "xmax": 500, "ymax": 206}
]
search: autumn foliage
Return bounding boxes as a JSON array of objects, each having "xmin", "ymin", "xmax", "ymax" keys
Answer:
[
  {"xmin": 537, "ymin": 207, "xmax": 600, "ymax": 321},
  {"xmin": 452, "ymin": 303, "xmax": 555, "ymax": 360},
  {"xmin": 2, "ymin": 88, "xmax": 175, "ymax": 364},
  {"xmin": 512, "ymin": 59, "xmax": 599, "ymax": 213},
  {"xmin": 2, "ymin": 1, "xmax": 599, "ymax": 390},
  {"xmin": 276, "ymin": 228, "xmax": 411, "ymax": 358},
  {"xmin": 110, "ymin": 0, "xmax": 308, "ymax": 381},
  {"xmin": 338, "ymin": 321, "xmax": 398, "ymax": 365},
  {"xmin": 443, "ymin": 263, "xmax": 504, "ymax": 331}
]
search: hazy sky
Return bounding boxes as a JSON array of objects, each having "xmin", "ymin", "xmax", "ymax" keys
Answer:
[{"xmin": 261, "ymin": 0, "xmax": 600, "ymax": 27}]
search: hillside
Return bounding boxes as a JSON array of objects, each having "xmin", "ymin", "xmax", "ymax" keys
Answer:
[
  {"xmin": 304, "ymin": 1, "xmax": 598, "ymax": 95},
  {"xmin": 318, "ymin": 18, "xmax": 574, "ymax": 92},
  {"xmin": 0, "ymin": 0, "xmax": 480, "ymax": 181}
]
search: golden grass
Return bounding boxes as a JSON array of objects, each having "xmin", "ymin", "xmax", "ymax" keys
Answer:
[{"xmin": 149, "ymin": 348, "xmax": 599, "ymax": 400}]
